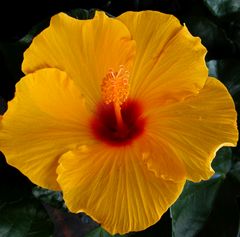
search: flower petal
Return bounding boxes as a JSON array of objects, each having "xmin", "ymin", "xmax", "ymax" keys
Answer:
[
  {"xmin": 22, "ymin": 11, "xmax": 136, "ymax": 108},
  {"xmin": 0, "ymin": 68, "xmax": 91, "ymax": 190},
  {"xmin": 146, "ymin": 77, "xmax": 238, "ymax": 181},
  {"xmin": 117, "ymin": 11, "xmax": 208, "ymax": 104},
  {"xmin": 57, "ymin": 144, "xmax": 185, "ymax": 234},
  {"xmin": 137, "ymin": 134, "xmax": 186, "ymax": 181}
]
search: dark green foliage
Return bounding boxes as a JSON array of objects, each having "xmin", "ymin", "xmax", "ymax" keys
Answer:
[{"xmin": 171, "ymin": 147, "xmax": 240, "ymax": 237}]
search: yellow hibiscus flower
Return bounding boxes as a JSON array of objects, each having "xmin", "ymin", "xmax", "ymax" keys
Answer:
[{"xmin": 0, "ymin": 10, "xmax": 238, "ymax": 234}]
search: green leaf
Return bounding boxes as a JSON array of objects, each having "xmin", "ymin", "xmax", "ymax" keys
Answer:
[
  {"xmin": 184, "ymin": 16, "xmax": 235, "ymax": 59},
  {"xmin": 230, "ymin": 161, "xmax": 240, "ymax": 183},
  {"xmin": 32, "ymin": 186, "xmax": 64, "ymax": 210},
  {"xmin": 171, "ymin": 148, "xmax": 240, "ymax": 237},
  {"xmin": 86, "ymin": 227, "xmax": 127, "ymax": 237},
  {"xmin": 19, "ymin": 19, "xmax": 49, "ymax": 47},
  {"xmin": 212, "ymin": 147, "xmax": 232, "ymax": 175},
  {"xmin": 0, "ymin": 198, "xmax": 53, "ymax": 237},
  {"xmin": 43, "ymin": 207, "xmax": 98, "ymax": 237},
  {"xmin": 0, "ymin": 156, "xmax": 53, "ymax": 237},
  {"xmin": 197, "ymin": 178, "xmax": 240, "ymax": 237},
  {"xmin": 68, "ymin": 8, "xmax": 97, "ymax": 20},
  {"xmin": 203, "ymin": 0, "xmax": 240, "ymax": 17},
  {"xmin": 207, "ymin": 59, "xmax": 240, "ymax": 101},
  {"xmin": 171, "ymin": 177, "xmax": 224, "ymax": 237}
]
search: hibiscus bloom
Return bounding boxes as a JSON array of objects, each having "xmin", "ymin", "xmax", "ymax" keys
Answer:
[{"xmin": 0, "ymin": 10, "xmax": 238, "ymax": 234}]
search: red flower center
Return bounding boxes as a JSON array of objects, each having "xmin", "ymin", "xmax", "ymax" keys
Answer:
[{"xmin": 90, "ymin": 100, "xmax": 146, "ymax": 146}]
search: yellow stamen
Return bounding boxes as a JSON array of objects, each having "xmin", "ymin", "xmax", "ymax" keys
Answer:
[{"xmin": 101, "ymin": 65, "xmax": 130, "ymax": 130}]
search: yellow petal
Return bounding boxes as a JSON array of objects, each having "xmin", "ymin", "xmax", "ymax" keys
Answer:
[
  {"xmin": 0, "ymin": 68, "xmax": 91, "ymax": 190},
  {"xmin": 137, "ymin": 134, "xmax": 186, "ymax": 181},
  {"xmin": 146, "ymin": 77, "xmax": 238, "ymax": 181},
  {"xmin": 57, "ymin": 144, "xmax": 185, "ymax": 234},
  {"xmin": 117, "ymin": 11, "xmax": 208, "ymax": 105},
  {"xmin": 22, "ymin": 11, "xmax": 136, "ymax": 109}
]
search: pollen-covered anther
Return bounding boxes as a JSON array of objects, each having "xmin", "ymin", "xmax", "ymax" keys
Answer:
[{"xmin": 101, "ymin": 65, "xmax": 130, "ymax": 106}]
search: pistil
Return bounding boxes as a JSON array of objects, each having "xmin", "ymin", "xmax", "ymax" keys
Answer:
[
  {"xmin": 114, "ymin": 102, "xmax": 124, "ymax": 131},
  {"xmin": 101, "ymin": 65, "xmax": 130, "ymax": 131}
]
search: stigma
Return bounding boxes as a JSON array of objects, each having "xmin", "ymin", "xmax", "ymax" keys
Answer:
[
  {"xmin": 101, "ymin": 65, "xmax": 129, "ymax": 106},
  {"xmin": 101, "ymin": 65, "xmax": 130, "ymax": 130}
]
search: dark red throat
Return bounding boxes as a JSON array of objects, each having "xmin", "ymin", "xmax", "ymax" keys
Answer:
[{"xmin": 90, "ymin": 100, "xmax": 146, "ymax": 147}]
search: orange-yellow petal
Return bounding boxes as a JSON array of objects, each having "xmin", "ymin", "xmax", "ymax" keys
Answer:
[
  {"xmin": 22, "ymin": 11, "xmax": 136, "ymax": 109},
  {"xmin": 0, "ymin": 68, "xmax": 91, "ymax": 190},
  {"xmin": 137, "ymin": 134, "xmax": 186, "ymax": 181},
  {"xmin": 57, "ymin": 144, "xmax": 186, "ymax": 234},
  {"xmin": 117, "ymin": 11, "xmax": 208, "ymax": 105},
  {"xmin": 146, "ymin": 77, "xmax": 238, "ymax": 181}
]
